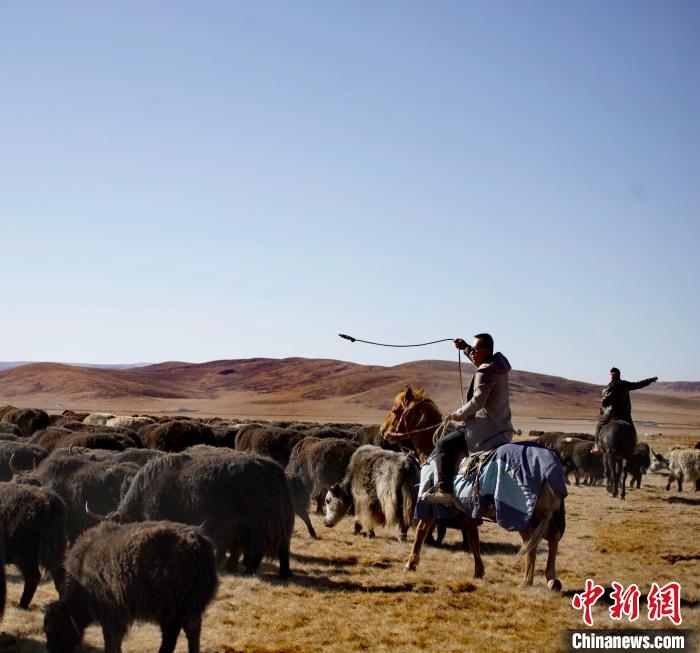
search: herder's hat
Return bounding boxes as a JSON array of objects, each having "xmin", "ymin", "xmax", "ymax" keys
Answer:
[{"xmin": 610, "ymin": 367, "xmax": 621, "ymax": 375}]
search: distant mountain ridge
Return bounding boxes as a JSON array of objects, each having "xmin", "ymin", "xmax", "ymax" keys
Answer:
[
  {"xmin": 0, "ymin": 358, "xmax": 698, "ymax": 423},
  {"xmin": 0, "ymin": 361, "xmax": 151, "ymax": 371}
]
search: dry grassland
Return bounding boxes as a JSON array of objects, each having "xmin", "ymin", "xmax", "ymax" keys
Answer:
[{"xmin": 0, "ymin": 463, "xmax": 697, "ymax": 652}]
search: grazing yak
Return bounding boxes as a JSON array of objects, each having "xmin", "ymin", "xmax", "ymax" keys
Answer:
[
  {"xmin": 1, "ymin": 408, "xmax": 50, "ymax": 436},
  {"xmin": 0, "ymin": 482, "xmax": 67, "ymax": 608},
  {"xmin": 29, "ymin": 427, "xmax": 139, "ymax": 453},
  {"xmin": 0, "ymin": 422, "xmax": 23, "ymax": 438},
  {"xmin": 555, "ymin": 438, "xmax": 604, "ymax": 486},
  {"xmin": 18, "ymin": 451, "xmax": 140, "ymax": 543},
  {"xmin": 627, "ymin": 442, "xmax": 652, "ymax": 489},
  {"xmin": 44, "ymin": 520, "xmax": 217, "ymax": 653},
  {"xmin": 81, "ymin": 412, "xmax": 115, "ymax": 426},
  {"xmin": 92, "ymin": 446, "xmax": 295, "ymax": 577},
  {"xmin": 139, "ymin": 419, "xmax": 217, "ymax": 452},
  {"xmin": 235, "ymin": 424, "xmax": 305, "ymax": 467},
  {"xmin": 287, "ymin": 437, "xmax": 360, "ymax": 514},
  {"xmin": 104, "ymin": 415, "xmax": 155, "ymax": 431},
  {"xmin": 324, "ymin": 445, "xmax": 419, "ymax": 540},
  {"xmin": 0, "ymin": 441, "xmax": 48, "ymax": 481},
  {"xmin": 650, "ymin": 447, "xmax": 700, "ymax": 492}
]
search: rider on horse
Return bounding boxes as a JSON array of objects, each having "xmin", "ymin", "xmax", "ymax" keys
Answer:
[
  {"xmin": 591, "ymin": 367, "xmax": 658, "ymax": 453},
  {"xmin": 425, "ymin": 333, "xmax": 514, "ymax": 506}
]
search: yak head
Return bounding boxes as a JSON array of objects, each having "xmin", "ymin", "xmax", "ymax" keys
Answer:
[
  {"xmin": 44, "ymin": 600, "xmax": 84, "ymax": 653},
  {"xmin": 649, "ymin": 450, "xmax": 669, "ymax": 473},
  {"xmin": 323, "ymin": 483, "xmax": 352, "ymax": 528}
]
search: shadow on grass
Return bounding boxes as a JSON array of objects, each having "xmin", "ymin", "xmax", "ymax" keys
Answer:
[
  {"xmin": 256, "ymin": 566, "xmax": 436, "ymax": 594},
  {"xmin": 667, "ymin": 495, "xmax": 700, "ymax": 506},
  {"xmin": 428, "ymin": 540, "xmax": 521, "ymax": 555},
  {"xmin": 0, "ymin": 633, "xmax": 101, "ymax": 653},
  {"xmin": 290, "ymin": 552, "xmax": 359, "ymax": 567}
]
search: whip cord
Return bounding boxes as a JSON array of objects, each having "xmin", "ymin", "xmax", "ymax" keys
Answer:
[{"xmin": 338, "ymin": 333, "xmax": 466, "ymax": 404}]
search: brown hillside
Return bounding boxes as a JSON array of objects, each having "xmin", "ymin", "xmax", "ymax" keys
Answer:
[{"xmin": 1, "ymin": 358, "xmax": 698, "ymax": 437}]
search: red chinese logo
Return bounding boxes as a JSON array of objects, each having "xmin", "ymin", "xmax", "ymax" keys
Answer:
[
  {"xmin": 647, "ymin": 582, "xmax": 682, "ymax": 625},
  {"xmin": 609, "ymin": 582, "xmax": 640, "ymax": 621},
  {"xmin": 572, "ymin": 579, "xmax": 605, "ymax": 626}
]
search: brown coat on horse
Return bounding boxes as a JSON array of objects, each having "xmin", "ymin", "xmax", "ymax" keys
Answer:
[{"xmin": 380, "ymin": 387, "xmax": 565, "ymax": 590}]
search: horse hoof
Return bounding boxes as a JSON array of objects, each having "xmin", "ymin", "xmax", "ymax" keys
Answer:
[
  {"xmin": 548, "ymin": 579, "xmax": 562, "ymax": 592},
  {"xmin": 406, "ymin": 559, "xmax": 418, "ymax": 571}
]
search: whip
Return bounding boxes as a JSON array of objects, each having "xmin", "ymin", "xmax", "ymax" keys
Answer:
[{"xmin": 338, "ymin": 333, "xmax": 468, "ymax": 403}]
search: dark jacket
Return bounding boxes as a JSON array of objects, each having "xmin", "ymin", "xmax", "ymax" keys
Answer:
[{"xmin": 601, "ymin": 378, "xmax": 656, "ymax": 422}]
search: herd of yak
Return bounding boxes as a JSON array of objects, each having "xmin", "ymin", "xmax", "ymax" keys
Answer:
[{"xmin": 0, "ymin": 405, "xmax": 697, "ymax": 653}]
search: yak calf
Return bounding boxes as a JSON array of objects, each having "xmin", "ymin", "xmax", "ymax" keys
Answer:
[{"xmin": 44, "ymin": 520, "xmax": 217, "ymax": 653}]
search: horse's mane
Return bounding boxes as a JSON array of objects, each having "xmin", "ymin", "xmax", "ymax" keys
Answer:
[{"xmin": 400, "ymin": 387, "xmax": 441, "ymax": 417}]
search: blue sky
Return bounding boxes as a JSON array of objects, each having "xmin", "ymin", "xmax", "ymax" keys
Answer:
[{"xmin": 1, "ymin": 1, "xmax": 698, "ymax": 383}]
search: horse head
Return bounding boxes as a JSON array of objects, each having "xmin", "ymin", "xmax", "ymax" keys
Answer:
[{"xmin": 379, "ymin": 386, "xmax": 441, "ymax": 462}]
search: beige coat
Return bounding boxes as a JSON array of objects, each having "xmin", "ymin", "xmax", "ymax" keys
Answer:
[{"xmin": 453, "ymin": 352, "xmax": 514, "ymax": 454}]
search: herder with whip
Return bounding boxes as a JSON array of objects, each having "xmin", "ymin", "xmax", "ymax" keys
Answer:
[{"xmin": 338, "ymin": 331, "xmax": 515, "ymax": 506}]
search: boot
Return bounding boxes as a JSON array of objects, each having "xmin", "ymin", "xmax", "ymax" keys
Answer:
[
  {"xmin": 422, "ymin": 481, "xmax": 457, "ymax": 506},
  {"xmin": 421, "ymin": 455, "xmax": 456, "ymax": 506}
]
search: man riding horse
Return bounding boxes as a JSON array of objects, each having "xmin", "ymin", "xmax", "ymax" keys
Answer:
[
  {"xmin": 425, "ymin": 332, "xmax": 514, "ymax": 506},
  {"xmin": 591, "ymin": 367, "xmax": 658, "ymax": 454}
]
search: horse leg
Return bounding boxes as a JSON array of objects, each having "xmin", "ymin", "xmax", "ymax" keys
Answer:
[
  {"xmin": 518, "ymin": 524, "xmax": 536, "ymax": 587},
  {"xmin": 604, "ymin": 454, "xmax": 613, "ymax": 493},
  {"xmin": 406, "ymin": 518, "xmax": 434, "ymax": 571},
  {"xmin": 611, "ymin": 456, "xmax": 619, "ymax": 498},
  {"xmin": 464, "ymin": 517, "xmax": 484, "ymax": 579},
  {"xmin": 620, "ymin": 459, "xmax": 628, "ymax": 500},
  {"xmin": 677, "ymin": 471, "xmax": 683, "ymax": 492},
  {"xmin": 545, "ymin": 536, "xmax": 562, "ymax": 591}
]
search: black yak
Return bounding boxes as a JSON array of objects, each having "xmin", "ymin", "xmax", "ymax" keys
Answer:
[{"xmin": 44, "ymin": 520, "xmax": 217, "ymax": 653}]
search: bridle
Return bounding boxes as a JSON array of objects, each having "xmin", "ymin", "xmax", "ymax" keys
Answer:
[{"xmin": 382, "ymin": 398, "xmax": 444, "ymax": 440}]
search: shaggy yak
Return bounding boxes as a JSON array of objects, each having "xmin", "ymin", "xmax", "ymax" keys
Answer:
[
  {"xmin": 30, "ymin": 427, "xmax": 138, "ymax": 453},
  {"xmin": 287, "ymin": 437, "xmax": 361, "ymax": 513},
  {"xmin": 90, "ymin": 446, "xmax": 295, "ymax": 577},
  {"xmin": 19, "ymin": 451, "xmax": 140, "ymax": 543},
  {"xmin": 650, "ymin": 447, "xmax": 700, "ymax": 492},
  {"xmin": 1, "ymin": 408, "xmax": 50, "ymax": 437},
  {"xmin": 0, "ymin": 482, "xmax": 66, "ymax": 608},
  {"xmin": 235, "ymin": 424, "xmax": 305, "ymax": 467},
  {"xmin": 627, "ymin": 442, "xmax": 652, "ymax": 489},
  {"xmin": 0, "ymin": 441, "xmax": 48, "ymax": 481},
  {"xmin": 138, "ymin": 420, "xmax": 217, "ymax": 452},
  {"xmin": 44, "ymin": 520, "xmax": 218, "ymax": 653},
  {"xmin": 323, "ymin": 445, "xmax": 419, "ymax": 540},
  {"xmin": 0, "ymin": 422, "xmax": 23, "ymax": 438}
]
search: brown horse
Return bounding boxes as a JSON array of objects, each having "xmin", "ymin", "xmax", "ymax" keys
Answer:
[{"xmin": 380, "ymin": 386, "xmax": 565, "ymax": 590}]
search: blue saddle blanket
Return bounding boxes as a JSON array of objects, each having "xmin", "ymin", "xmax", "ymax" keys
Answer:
[{"xmin": 415, "ymin": 442, "xmax": 567, "ymax": 531}]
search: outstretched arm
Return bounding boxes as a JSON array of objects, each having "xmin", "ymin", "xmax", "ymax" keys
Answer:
[{"xmin": 627, "ymin": 376, "xmax": 658, "ymax": 391}]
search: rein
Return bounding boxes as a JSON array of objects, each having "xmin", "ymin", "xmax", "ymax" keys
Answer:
[{"xmin": 383, "ymin": 399, "xmax": 452, "ymax": 441}]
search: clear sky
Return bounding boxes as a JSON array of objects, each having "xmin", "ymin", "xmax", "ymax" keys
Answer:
[{"xmin": 1, "ymin": 1, "xmax": 698, "ymax": 383}]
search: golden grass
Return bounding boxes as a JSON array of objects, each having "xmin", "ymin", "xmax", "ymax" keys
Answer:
[{"xmin": 0, "ymin": 468, "xmax": 697, "ymax": 652}]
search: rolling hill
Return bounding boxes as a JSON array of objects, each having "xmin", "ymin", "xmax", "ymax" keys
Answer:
[{"xmin": 1, "ymin": 358, "xmax": 698, "ymax": 437}]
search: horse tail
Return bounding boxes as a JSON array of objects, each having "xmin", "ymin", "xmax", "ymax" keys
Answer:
[{"xmin": 518, "ymin": 481, "xmax": 561, "ymax": 558}]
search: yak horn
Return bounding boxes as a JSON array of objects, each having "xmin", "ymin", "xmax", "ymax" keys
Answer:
[
  {"xmin": 69, "ymin": 443, "xmax": 75, "ymax": 454},
  {"xmin": 85, "ymin": 501, "xmax": 107, "ymax": 522},
  {"xmin": 33, "ymin": 457, "xmax": 37, "ymax": 471},
  {"xmin": 8, "ymin": 452, "xmax": 22, "ymax": 475}
]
